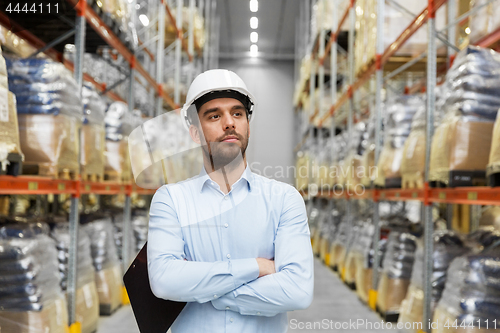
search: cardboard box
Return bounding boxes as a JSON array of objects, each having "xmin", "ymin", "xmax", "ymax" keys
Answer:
[
  {"xmin": 0, "ymin": 294, "xmax": 68, "ymax": 333},
  {"xmin": 487, "ymin": 111, "xmax": 500, "ymax": 176},
  {"xmin": 96, "ymin": 264, "xmax": 122, "ymax": 315},
  {"xmin": 401, "ymin": 129, "xmax": 426, "ymax": 188},
  {"xmin": 81, "ymin": 123, "xmax": 105, "ymax": 179},
  {"xmin": 104, "ymin": 139, "xmax": 131, "ymax": 182},
  {"xmin": 398, "ymin": 284, "xmax": 424, "ymax": 333},
  {"xmin": 376, "ymin": 272, "xmax": 410, "ymax": 314},
  {"xmin": 0, "ymin": 90, "xmax": 23, "ymax": 159},
  {"xmin": 18, "ymin": 113, "xmax": 80, "ymax": 176},
  {"xmin": 344, "ymin": 250, "xmax": 359, "ymax": 285},
  {"xmin": 75, "ymin": 281, "xmax": 99, "ymax": 333}
]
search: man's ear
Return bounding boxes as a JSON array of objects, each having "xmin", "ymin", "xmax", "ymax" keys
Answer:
[{"xmin": 189, "ymin": 124, "xmax": 201, "ymax": 144}]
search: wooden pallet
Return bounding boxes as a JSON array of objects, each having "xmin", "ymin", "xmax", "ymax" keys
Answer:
[
  {"xmin": 104, "ymin": 171, "xmax": 131, "ymax": 184},
  {"xmin": 82, "ymin": 173, "xmax": 103, "ymax": 182},
  {"xmin": 22, "ymin": 163, "xmax": 78, "ymax": 180},
  {"xmin": 401, "ymin": 174, "xmax": 424, "ymax": 189}
]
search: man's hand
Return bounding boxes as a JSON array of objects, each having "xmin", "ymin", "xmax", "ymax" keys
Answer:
[{"xmin": 256, "ymin": 258, "xmax": 275, "ymax": 277}]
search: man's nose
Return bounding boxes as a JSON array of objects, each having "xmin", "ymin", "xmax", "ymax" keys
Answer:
[{"xmin": 222, "ymin": 113, "xmax": 235, "ymax": 129}]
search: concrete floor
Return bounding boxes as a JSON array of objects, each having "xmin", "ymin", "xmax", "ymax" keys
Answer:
[{"xmin": 98, "ymin": 258, "xmax": 390, "ymax": 333}]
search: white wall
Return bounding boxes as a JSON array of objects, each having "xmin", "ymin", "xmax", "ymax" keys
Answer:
[{"xmin": 219, "ymin": 58, "xmax": 295, "ymax": 185}]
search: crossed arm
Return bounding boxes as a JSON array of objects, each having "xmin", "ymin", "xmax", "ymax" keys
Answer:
[{"xmin": 147, "ymin": 185, "xmax": 314, "ymax": 316}]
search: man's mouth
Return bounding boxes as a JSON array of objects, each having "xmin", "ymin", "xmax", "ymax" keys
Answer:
[{"xmin": 221, "ymin": 136, "xmax": 239, "ymax": 142}]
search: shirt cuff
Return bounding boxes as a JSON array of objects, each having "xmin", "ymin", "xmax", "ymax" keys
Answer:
[{"xmin": 230, "ymin": 258, "xmax": 259, "ymax": 289}]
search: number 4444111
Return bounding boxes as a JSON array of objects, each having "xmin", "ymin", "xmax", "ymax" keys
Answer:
[{"xmin": 5, "ymin": 3, "xmax": 59, "ymax": 14}]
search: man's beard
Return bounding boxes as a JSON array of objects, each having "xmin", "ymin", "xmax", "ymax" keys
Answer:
[{"xmin": 202, "ymin": 130, "xmax": 248, "ymax": 172}]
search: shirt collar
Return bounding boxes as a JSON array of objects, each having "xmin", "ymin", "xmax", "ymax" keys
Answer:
[{"xmin": 198, "ymin": 164, "xmax": 253, "ymax": 193}]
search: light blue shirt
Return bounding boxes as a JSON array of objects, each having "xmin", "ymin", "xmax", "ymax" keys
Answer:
[{"xmin": 147, "ymin": 164, "xmax": 314, "ymax": 333}]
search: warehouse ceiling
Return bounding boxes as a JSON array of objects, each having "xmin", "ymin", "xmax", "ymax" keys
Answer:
[{"xmin": 216, "ymin": 0, "xmax": 300, "ymax": 59}]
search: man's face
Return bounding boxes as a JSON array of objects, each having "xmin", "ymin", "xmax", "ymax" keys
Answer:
[{"xmin": 189, "ymin": 97, "xmax": 250, "ymax": 169}]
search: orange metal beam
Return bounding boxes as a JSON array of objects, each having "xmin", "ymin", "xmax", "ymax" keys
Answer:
[{"xmin": 0, "ymin": 176, "xmax": 77, "ymax": 195}]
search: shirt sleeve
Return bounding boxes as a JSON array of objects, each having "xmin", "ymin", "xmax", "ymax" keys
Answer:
[
  {"xmin": 147, "ymin": 186, "xmax": 260, "ymax": 303},
  {"xmin": 211, "ymin": 186, "xmax": 314, "ymax": 316}
]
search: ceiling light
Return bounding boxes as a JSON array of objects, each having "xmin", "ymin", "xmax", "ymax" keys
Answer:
[
  {"xmin": 250, "ymin": 0, "xmax": 258, "ymax": 12},
  {"xmin": 250, "ymin": 44, "xmax": 258, "ymax": 57},
  {"xmin": 250, "ymin": 32, "xmax": 258, "ymax": 43},
  {"xmin": 139, "ymin": 14, "xmax": 149, "ymax": 26},
  {"xmin": 465, "ymin": 27, "xmax": 471, "ymax": 35},
  {"xmin": 250, "ymin": 17, "xmax": 258, "ymax": 29}
]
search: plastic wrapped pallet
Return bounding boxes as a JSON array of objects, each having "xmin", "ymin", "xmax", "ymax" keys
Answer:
[
  {"xmin": 81, "ymin": 85, "xmax": 106, "ymax": 181},
  {"xmin": 0, "ymin": 49, "xmax": 7, "ymax": 89},
  {"xmin": 105, "ymin": 101, "xmax": 133, "ymax": 183},
  {"xmin": 0, "ymin": 89, "xmax": 24, "ymax": 168},
  {"xmin": 354, "ymin": 223, "xmax": 376, "ymax": 302},
  {"xmin": 487, "ymin": 109, "xmax": 500, "ymax": 177},
  {"xmin": 163, "ymin": 6, "xmax": 205, "ymax": 50},
  {"xmin": 344, "ymin": 122, "xmax": 368, "ymax": 192},
  {"xmin": 375, "ymin": 95, "xmax": 424, "ymax": 187},
  {"xmin": 469, "ymin": 0, "xmax": 500, "ymax": 44},
  {"xmin": 83, "ymin": 217, "xmax": 122, "ymax": 315},
  {"xmin": 376, "ymin": 232, "xmax": 417, "ymax": 315},
  {"xmin": 432, "ymin": 238, "xmax": 500, "ymax": 333},
  {"xmin": 0, "ymin": 223, "xmax": 68, "ymax": 333},
  {"xmin": 132, "ymin": 211, "xmax": 148, "ymax": 253},
  {"xmin": 430, "ymin": 46, "xmax": 500, "ymax": 185},
  {"xmin": 112, "ymin": 213, "xmax": 137, "ymax": 266},
  {"xmin": 6, "ymin": 58, "xmax": 82, "ymax": 178},
  {"xmin": 51, "ymin": 224, "xmax": 99, "ymax": 333},
  {"xmin": 398, "ymin": 231, "xmax": 468, "ymax": 333}
]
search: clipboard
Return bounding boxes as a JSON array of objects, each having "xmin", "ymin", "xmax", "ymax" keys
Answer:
[{"xmin": 123, "ymin": 243, "xmax": 187, "ymax": 333}]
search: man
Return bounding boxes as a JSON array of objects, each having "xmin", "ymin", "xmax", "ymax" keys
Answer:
[{"xmin": 148, "ymin": 69, "xmax": 314, "ymax": 333}]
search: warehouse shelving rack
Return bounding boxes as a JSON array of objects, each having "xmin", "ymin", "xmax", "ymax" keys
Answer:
[
  {"xmin": 297, "ymin": 0, "xmax": 500, "ymax": 332},
  {"xmin": 0, "ymin": 0, "xmax": 217, "ymax": 331}
]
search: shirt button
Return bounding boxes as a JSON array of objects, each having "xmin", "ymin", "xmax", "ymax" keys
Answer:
[
  {"xmin": 257, "ymin": 312, "xmax": 261, "ymax": 315},
  {"xmin": 230, "ymin": 318, "xmax": 234, "ymax": 323},
  {"xmin": 213, "ymin": 294, "xmax": 217, "ymax": 298},
  {"xmin": 224, "ymin": 196, "xmax": 229, "ymax": 200},
  {"xmin": 226, "ymin": 254, "xmax": 231, "ymax": 259},
  {"xmin": 225, "ymin": 306, "xmax": 230, "ymax": 310},
  {"xmin": 224, "ymin": 223, "xmax": 228, "ymax": 228}
]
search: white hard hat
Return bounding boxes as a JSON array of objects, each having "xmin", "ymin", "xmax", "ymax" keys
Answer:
[{"xmin": 181, "ymin": 69, "xmax": 257, "ymax": 130}]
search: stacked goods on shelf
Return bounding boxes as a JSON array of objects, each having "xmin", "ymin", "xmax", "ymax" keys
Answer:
[
  {"xmin": 432, "ymin": 231, "xmax": 500, "ymax": 333},
  {"xmin": 162, "ymin": 6, "xmax": 206, "ymax": 51},
  {"xmin": 311, "ymin": 199, "xmax": 332, "ymax": 256},
  {"xmin": 334, "ymin": 132, "xmax": 349, "ymax": 187},
  {"xmin": 293, "ymin": 55, "xmax": 312, "ymax": 109},
  {"xmin": 398, "ymin": 231, "xmax": 468, "ymax": 333},
  {"xmin": 0, "ymin": 47, "xmax": 24, "ymax": 174},
  {"xmin": 112, "ymin": 213, "xmax": 137, "ymax": 267},
  {"xmin": 82, "ymin": 217, "xmax": 122, "ymax": 315},
  {"xmin": 51, "ymin": 224, "xmax": 99, "ymax": 333},
  {"xmin": 376, "ymin": 231, "xmax": 417, "ymax": 321},
  {"xmin": 81, "ymin": 84, "xmax": 106, "ymax": 181},
  {"xmin": 129, "ymin": 110, "xmax": 203, "ymax": 188},
  {"xmin": 0, "ymin": 223, "xmax": 68, "ymax": 333},
  {"xmin": 310, "ymin": 0, "xmax": 349, "ymax": 40},
  {"xmin": 343, "ymin": 221, "xmax": 366, "ymax": 288},
  {"xmin": 357, "ymin": 234, "xmax": 388, "ymax": 304},
  {"xmin": 468, "ymin": 0, "xmax": 500, "ymax": 44},
  {"xmin": 6, "ymin": 58, "xmax": 82, "ymax": 179},
  {"xmin": 104, "ymin": 101, "xmax": 135, "ymax": 183},
  {"xmin": 400, "ymin": 87, "xmax": 445, "ymax": 189},
  {"xmin": 343, "ymin": 122, "xmax": 367, "ymax": 191},
  {"xmin": 479, "ymin": 206, "xmax": 500, "ymax": 230},
  {"xmin": 0, "ymin": 27, "xmax": 36, "ymax": 58},
  {"xmin": 375, "ymin": 94, "xmax": 424, "ymax": 188},
  {"xmin": 361, "ymin": 115, "xmax": 383, "ymax": 186},
  {"xmin": 353, "ymin": 222, "xmax": 375, "ymax": 301},
  {"xmin": 429, "ymin": 46, "xmax": 500, "ymax": 187},
  {"xmin": 132, "ymin": 211, "xmax": 148, "ymax": 253},
  {"xmin": 319, "ymin": 203, "xmax": 341, "ymax": 264},
  {"xmin": 354, "ymin": 0, "xmax": 445, "ymax": 76},
  {"xmin": 308, "ymin": 199, "xmax": 321, "ymax": 249},
  {"xmin": 87, "ymin": 0, "xmax": 138, "ymax": 50}
]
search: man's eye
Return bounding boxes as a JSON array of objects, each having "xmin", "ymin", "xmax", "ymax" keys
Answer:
[
  {"xmin": 234, "ymin": 112, "xmax": 242, "ymax": 116},
  {"xmin": 210, "ymin": 114, "xmax": 219, "ymax": 119}
]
